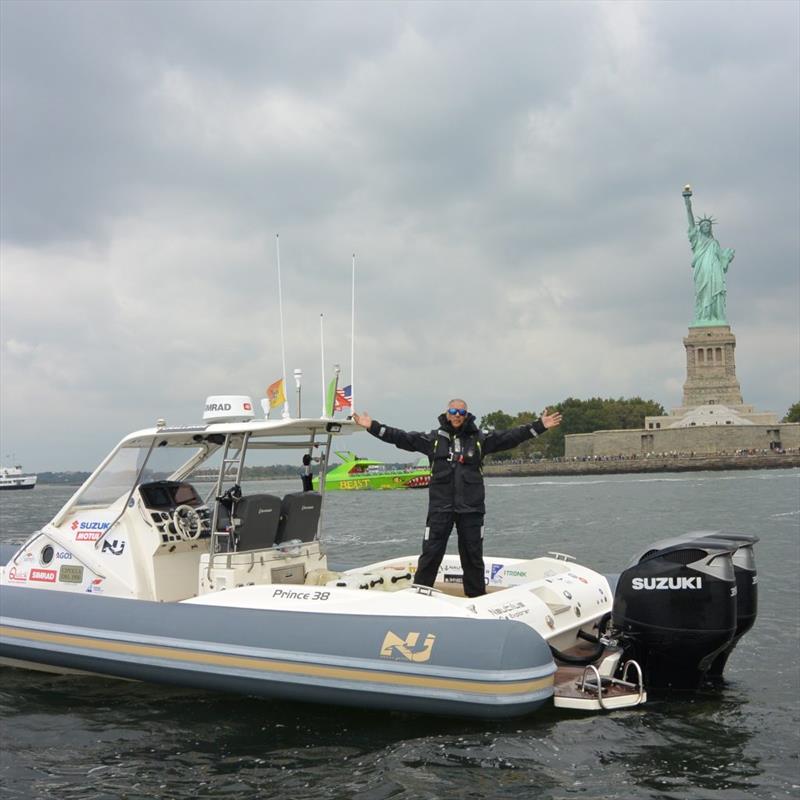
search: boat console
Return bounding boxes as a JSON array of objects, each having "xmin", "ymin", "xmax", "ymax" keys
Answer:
[{"xmin": 138, "ymin": 480, "xmax": 212, "ymax": 545}]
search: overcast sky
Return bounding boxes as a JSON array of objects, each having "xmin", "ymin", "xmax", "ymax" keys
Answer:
[{"xmin": 1, "ymin": 0, "xmax": 798, "ymax": 471}]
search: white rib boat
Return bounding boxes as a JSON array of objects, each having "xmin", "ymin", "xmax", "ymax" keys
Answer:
[{"xmin": 0, "ymin": 395, "xmax": 758, "ymax": 717}]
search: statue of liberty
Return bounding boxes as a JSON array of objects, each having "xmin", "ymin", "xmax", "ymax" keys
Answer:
[{"xmin": 682, "ymin": 185, "xmax": 735, "ymax": 326}]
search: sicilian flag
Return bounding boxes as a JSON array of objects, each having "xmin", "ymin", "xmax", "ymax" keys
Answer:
[
  {"xmin": 266, "ymin": 378, "xmax": 286, "ymax": 409},
  {"xmin": 334, "ymin": 385, "xmax": 352, "ymax": 412}
]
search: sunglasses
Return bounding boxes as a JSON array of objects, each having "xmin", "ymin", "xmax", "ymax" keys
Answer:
[{"xmin": 447, "ymin": 407, "xmax": 468, "ymax": 417}]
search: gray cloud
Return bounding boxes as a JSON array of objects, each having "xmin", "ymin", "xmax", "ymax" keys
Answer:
[{"xmin": 1, "ymin": 0, "xmax": 798, "ymax": 470}]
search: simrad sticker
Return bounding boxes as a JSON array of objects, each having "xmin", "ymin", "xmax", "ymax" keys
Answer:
[
  {"xmin": 29, "ymin": 568, "xmax": 57, "ymax": 583},
  {"xmin": 380, "ymin": 631, "xmax": 436, "ymax": 662}
]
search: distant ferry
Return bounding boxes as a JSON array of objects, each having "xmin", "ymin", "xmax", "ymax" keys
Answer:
[
  {"xmin": 314, "ymin": 451, "xmax": 430, "ymax": 491},
  {"xmin": 0, "ymin": 465, "xmax": 37, "ymax": 491}
]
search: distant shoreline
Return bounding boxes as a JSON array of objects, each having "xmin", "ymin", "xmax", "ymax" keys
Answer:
[
  {"xmin": 29, "ymin": 452, "xmax": 800, "ymax": 486},
  {"xmin": 483, "ymin": 452, "xmax": 800, "ymax": 477}
]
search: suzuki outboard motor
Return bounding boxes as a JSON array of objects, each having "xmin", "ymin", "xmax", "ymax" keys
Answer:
[
  {"xmin": 678, "ymin": 532, "xmax": 758, "ymax": 678},
  {"xmin": 612, "ymin": 537, "xmax": 737, "ymax": 690}
]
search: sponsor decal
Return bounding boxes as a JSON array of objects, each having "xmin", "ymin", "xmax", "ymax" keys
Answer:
[
  {"xmin": 55, "ymin": 551, "xmax": 73, "ymax": 560},
  {"xmin": 205, "ymin": 402, "xmax": 232, "ymax": 412},
  {"xmin": 59, "ymin": 565, "xmax": 84, "ymax": 584},
  {"xmin": 72, "ymin": 521, "xmax": 111, "ymax": 541},
  {"xmin": 490, "ymin": 563, "xmax": 504, "ymax": 581},
  {"xmin": 257, "ymin": 507, "xmax": 275, "ymax": 515},
  {"xmin": 86, "ymin": 578, "xmax": 105, "ymax": 594},
  {"xmin": 505, "ymin": 569, "xmax": 529, "ymax": 578},
  {"xmin": 443, "ymin": 574, "xmax": 463, "ymax": 584},
  {"xmin": 380, "ymin": 631, "xmax": 437, "ymax": 662},
  {"xmin": 30, "ymin": 568, "xmax": 57, "ymax": 583},
  {"xmin": 101, "ymin": 539, "xmax": 126, "ymax": 556},
  {"xmin": 631, "ymin": 576, "xmax": 703, "ymax": 590},
  {"xmin": 7, "ymin": 566, "xmax": 28, "ymax": 583},
  {"xmin": 488, "ymin": 600, "xmax": 530, "ymax": 620}
]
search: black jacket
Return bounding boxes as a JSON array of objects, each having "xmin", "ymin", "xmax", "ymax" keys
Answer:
[{"xmin": 367, "ymin": 412, "xmax": 546, "ymax": 514}]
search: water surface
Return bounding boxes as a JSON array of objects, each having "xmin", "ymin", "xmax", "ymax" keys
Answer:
[{"xmin": 1, "ymin": 470, "xmax": 798, "ymax": 799}]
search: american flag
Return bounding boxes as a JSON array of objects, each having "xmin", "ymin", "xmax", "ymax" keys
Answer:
[{"xmin": 334, "ymin": 384, "xmax": 352, "ymax": 411}]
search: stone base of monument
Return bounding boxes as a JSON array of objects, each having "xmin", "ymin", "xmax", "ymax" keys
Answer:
[{"xmin": 680, "ymin": 324, "xmax": 744, "ymax": 408}]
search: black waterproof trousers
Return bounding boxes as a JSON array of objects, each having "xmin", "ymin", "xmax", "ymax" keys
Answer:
[{"xmin": 415, "ymin": 511, "xmax": 486, "ymax": 598}]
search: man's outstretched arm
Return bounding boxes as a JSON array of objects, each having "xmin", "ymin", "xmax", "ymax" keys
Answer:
[
  {"xmin": 483, "ymin": 408, "xmax": 562, "ymax": 455},
  {"xmin": 353, "ymin": 411, "xmax": 435, "ymax": 456}
]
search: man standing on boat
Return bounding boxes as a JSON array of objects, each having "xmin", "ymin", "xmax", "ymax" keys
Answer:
[{"xmin": 352, "ymin": 401, "xmax": 562, "ymax": 597}]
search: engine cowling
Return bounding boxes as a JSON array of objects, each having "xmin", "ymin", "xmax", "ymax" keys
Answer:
[{"xmin": 612, "ymin": 537, "xmax": 737, "ymax": 690}]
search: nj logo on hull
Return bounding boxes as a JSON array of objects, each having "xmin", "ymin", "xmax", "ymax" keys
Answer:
[{"xmin": 380, "ymin": 631, "xmax": 437, "ymax": 662}]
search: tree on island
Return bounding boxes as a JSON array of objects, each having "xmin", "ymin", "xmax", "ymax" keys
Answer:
[
  {"xmin": 784, "ymin": 402, "xmax": 800, "ymax": 423},
  {"xmin": 480, "ymin": 397, "xmax": 665, "ymax": 460}
]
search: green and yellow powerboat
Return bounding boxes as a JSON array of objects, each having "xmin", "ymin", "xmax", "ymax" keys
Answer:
[{"xmin": 314, "ymin": 451, "xmax": 430, "ymax": 491}]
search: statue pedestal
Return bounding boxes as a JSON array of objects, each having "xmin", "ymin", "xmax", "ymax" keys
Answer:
[{"xmin": 679, "ymin": 325, "xmax": 744, "ymax": 410}]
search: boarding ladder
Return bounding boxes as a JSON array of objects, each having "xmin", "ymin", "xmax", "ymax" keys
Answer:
[
  {"xmin": 208, "ymin": 431, "xmax": 251, "ymax": 556},
  {"xmin": 553, "ymin": 658, "xmax": 646, "ymax": 711}
]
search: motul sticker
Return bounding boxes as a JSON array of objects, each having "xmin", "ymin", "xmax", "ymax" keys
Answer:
[
  {"xmin": 631, "ymin": 576, "xmax": 703, "ymax": 590},
  {"xmin": 29, "ymin": 568, "xmax": 57, "ymax": 583},
  {"xmin": 75, "ymin": 531, "xmax": 104, "ymax": 542},
  {"xmin": 72, "ymin": 520, "xmax": 111, "ymax": 541}
]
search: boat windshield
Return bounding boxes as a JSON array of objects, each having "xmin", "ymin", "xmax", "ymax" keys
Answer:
[{"xmin": 71, "ymin": 441, "xmax": 206, "ymax": 509}]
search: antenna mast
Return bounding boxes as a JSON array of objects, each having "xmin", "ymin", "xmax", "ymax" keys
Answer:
[
  {"xmin": 275, "ymin": 234, "xmax": 290, "ymax": 419},
  {"xmin": 320, "ymin": 313, "xmax": 326, "ymax": 417},
  {"xmin": 350, "ymin": 252, "xmax": 356, "ymax": 416}
]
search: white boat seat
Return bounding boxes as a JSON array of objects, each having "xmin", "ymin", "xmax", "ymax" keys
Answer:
[
  {"xmin": 232, "ymin": 494, "xmax": 282, "ymax": 551},
  {"xmin": 275, "ymin": 492, "xmax": 322, "ymax": 544}
]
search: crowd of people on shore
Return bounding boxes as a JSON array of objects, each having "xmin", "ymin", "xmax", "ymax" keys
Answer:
[{"xmin": 487, "ymin": 447, "xmax": 798, "ymax": 465}]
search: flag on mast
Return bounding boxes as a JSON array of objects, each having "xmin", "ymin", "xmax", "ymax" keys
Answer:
[
  {"xmin": 266, "ymin": 378, "xmax": 286, "ymax": 410},
  {"xmin": 325, "ymin": 378, "xmax": 352, "ymax": 416},
  {"xmin": 334, "ymin": 385, "xmax": 352, "ymax": 412}
]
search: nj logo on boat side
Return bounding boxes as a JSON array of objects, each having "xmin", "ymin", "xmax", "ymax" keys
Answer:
[{"xmin": 380, "ymin": 631, "xmax": 437, "ymax": 662}]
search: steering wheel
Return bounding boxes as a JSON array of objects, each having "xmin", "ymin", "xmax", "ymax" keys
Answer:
[{"xmin": 173, "ymin": 505, "xmax": 202, "ymax": 541}]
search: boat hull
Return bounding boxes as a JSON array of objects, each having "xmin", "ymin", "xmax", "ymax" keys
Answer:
[
  {"xmin": 0, "ymin": 582, "xmax": 555, "ymax": 718},
  {"xmin": 0, "ymin": 478, "xmax": 37, "ymax": 490}
]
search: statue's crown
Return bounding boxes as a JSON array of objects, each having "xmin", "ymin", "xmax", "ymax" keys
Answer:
[{"xmin": 696, "ymin": 214, "xmax": 717, "ymax": 227}]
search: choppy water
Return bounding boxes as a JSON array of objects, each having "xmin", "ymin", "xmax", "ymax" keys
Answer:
[{"xmin": 1, "ymin": 470, "xmax": 798, "ymax": 799}]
